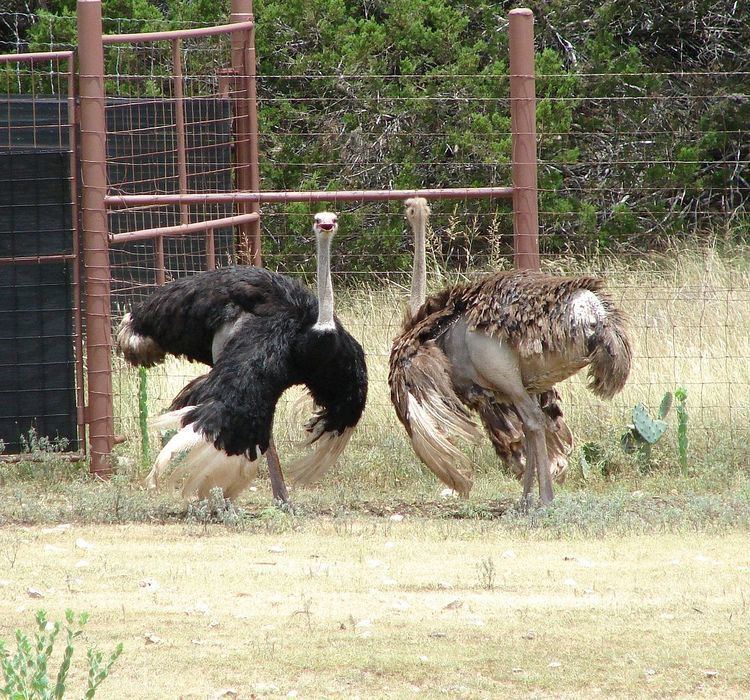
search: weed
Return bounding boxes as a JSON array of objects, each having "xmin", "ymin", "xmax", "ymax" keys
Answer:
[
  {"xmin": 475, "ymin": 556, "xmax": 496, "ymax": 590},
  {"xmin": 675, "ymin": 387, "xmax": 689, "ymax": 471},
  {"xmin": 1, "ymin": 532, "xmax": 25, "ymax": 570},
  {"xmin": 186, "ymin": 487, "xmax": 242, "ymax": 533},
  {"xmin": 291, "ymin": 594, "xmax": 314, "ymax": 630},
  {"xmin": 137, "ymin": 367, "xmax": 150, "ymax": 466},
  {"xmin": 19, "ymin": 427, "xmax": 70, "ymax": 456},
  {"xmin": 0, "ymin": 609, "xmax": 123, "ymax": 699},
  {"xmin": 256, "ymin": 505, "xmax": 296, "ymax": 534}
]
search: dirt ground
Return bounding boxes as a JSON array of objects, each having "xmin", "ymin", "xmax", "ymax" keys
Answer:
[{"xmin": 2, "ymin": 518, "xmax": 750, "ymax": 698}]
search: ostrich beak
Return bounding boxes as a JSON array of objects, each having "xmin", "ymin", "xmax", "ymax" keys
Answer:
[{"xmin": 313, "ymin": 211, "xmax": 338, "ymax": 235}]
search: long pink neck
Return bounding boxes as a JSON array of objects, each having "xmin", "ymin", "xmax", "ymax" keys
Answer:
[{"xmin": 409, "ymin": 210, "xmax": 427, "ymax": 314}]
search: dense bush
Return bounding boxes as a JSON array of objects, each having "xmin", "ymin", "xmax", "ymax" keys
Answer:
[{"xmin": 1, "ymin": 0, "xmax": 747, "ymax": 271}]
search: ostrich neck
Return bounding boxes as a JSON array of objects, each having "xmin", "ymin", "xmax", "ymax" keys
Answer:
[
  {"xmin": 314, "ymin": 233, "xmax": 335, "ymax": 331},
  {"xmin": 409, "ymin": 212, "xmax": 427, "ymax": 314}
]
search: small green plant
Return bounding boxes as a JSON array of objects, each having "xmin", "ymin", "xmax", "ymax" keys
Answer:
[
  {"xmin": 579, "ymin": 441, "xmax": 610, "ymax": 480},
  {"xmin": 675, "ymin": 387, "xmax": 689, "ymax": 471},
  {"xmin": 475, "ymin": 557, "xmax": 496, "ymax": 591},
  {"xmin": 19, "ymin": 428, "xmax": 70, "ymax": 456},
  {"xmin": 186, "ymin": 487, "xmax": 242, "ymax": 531},
  {"xmin": 621, "ymin": 392, "xmax": 672, "ymax": 467},
  {"xmin": 138, "ymin": 367, "xmax": 150, "ymax": 466},
  {"xmin": 0, "ymin": 609, "xmax": 123, "ymax": 699},
  {"xmin": 621, "ymin": 390, "xmax": 689, "ymax": 471}
]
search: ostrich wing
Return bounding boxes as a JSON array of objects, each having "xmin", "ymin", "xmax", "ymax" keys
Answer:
[
  {"xmin": 148, "ymin": 313, "xmax": 304, "ymax": 500},
  {"xmin": 163, "ymin": 313, "xmax": 301, "ymax": 459},
  {"xmin": 119, "ymin": 266, "xmax": 314, "ymax": 366}
]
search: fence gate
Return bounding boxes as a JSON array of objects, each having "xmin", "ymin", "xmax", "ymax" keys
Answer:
[{"xmin": 0, "ymin": 52, "xmax": 84, "ymax": 456}]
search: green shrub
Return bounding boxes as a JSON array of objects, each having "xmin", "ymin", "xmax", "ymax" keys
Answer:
[{"xmin": 0, "ymin": 609, "xmax": 123, "ymax": 700}]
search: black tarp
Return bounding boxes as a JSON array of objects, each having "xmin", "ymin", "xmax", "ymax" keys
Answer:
[
  {"xmin": 0, "ymin": 148, "xmax": 78, "ymax": 452},
  {"xmin": 0, "ymin": 95, "xmax": 234, "ymax": 452}
]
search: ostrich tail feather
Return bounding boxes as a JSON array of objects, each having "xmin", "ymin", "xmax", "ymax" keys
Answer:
[
  {"xmin": 286, "ymin": 388, "xmax": 319, "ymax": 446},
  {"xmin": 285, "ymin": 427, "xmax": 354, "ymax": 486},
  {"xmin": 116, "ymin": 312, "xmax": 166, "ymax": 367},
  {"xmin": 587, "ymin": 309, "xmax": 632, "ymax": 399},
  {"xmin": 389, "ymin": 340, "xmax": 480, "ymax": 496},
  {"xmin": 406, "ymin": 392, "xmax": 479, "ymax": 496},
  {"xmin": 149, "ymin": 405, "xmax": 194, "ymax": 431},
  {"xmin": 147, "ymin": 416, "xmax": 258, "ymax": 500}
]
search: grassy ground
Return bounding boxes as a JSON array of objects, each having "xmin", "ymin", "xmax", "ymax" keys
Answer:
[
  {"xmin": 1, "ymin": 519, "xmax": 750, "ymax": 699},
  {"xmin": 108, "ymin": 244, "xmax": 750, "ymax": 493},
  {"xmin": 3, "ymin": 246, "xmax": 750, "ymax": 697}
]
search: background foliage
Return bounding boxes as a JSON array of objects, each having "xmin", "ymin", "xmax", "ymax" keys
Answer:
[{"xmin": 1, "ymin": 0, "xmax": 748, "ymax": 272}]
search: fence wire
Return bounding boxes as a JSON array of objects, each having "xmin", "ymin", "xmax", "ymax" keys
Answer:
[
  {"xmin": 102, "ymin": 51, "xmax": 749, "ymax": 480},
  {"xmin": 1, "ymin": 9, "xmax": 749, "ymax": 482}
]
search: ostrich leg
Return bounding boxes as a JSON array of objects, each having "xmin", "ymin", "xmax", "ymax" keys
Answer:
[
  {"xmin": 265, "ymin": 439, "xmax": 290, "ymax": 505},
  {"xmin": 465, "ymin": 329, "xmax": 554, "ymax": 505},
  {"xmin": 512, "ymin": 393, "xmax": 554, "ymax": 505}
]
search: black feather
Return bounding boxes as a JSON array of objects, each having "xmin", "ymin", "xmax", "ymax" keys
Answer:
[
  {"xmin": 127, "ymin": 266, "xmax": 316, "ymax": 365},
  {"xmin": 293, "ymin": 321, "xmax": 368, "ymax": 438},
  {"xmin": 128, "ymin": 265, "xmax": 367, "ymax": 461}
]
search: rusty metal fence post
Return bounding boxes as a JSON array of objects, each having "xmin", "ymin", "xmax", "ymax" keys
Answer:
[
  {"xmin": 230, "ymin": 0, "xmax": 261, "ymax": 266},
  {"xmin": 509, "ymin": 8, "xmax": 540, "ymax": 271},
  {"xmin": 77, "ymin": 0, "xmax": 114, "ymax": 475}
]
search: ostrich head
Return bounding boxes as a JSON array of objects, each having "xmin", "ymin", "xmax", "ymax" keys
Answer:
[
  {"xmin": 313, "ymin": 211, "xmax": 338, "ymax": 237},
  {"xmin": 404, "ymin": 197, "xmax": 430, "ymax": 226}
]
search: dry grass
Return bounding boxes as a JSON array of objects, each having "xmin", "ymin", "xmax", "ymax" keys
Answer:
[
  {"xmin": 4, "ymin": 247, "xmax": 750, "ymax": 699},
  {"xmin": 110, "ymin": 245, "xmax": 750, "ymax": 493},
  {"xmin": 1, "ymin": 521, "xmax": 750, "ymax": 698}
]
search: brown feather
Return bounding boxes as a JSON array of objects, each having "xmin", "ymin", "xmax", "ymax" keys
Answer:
[
  {"xmin": 389, "ymin": 268, "xmax": 630, "ymax": 494},
  {"xmin": 471, "ymin": 389, "xmax": 572, "ymax": 483},
  {"xmin": 390, "ymin": 339, "xmax": 480, "ymax": 496}
]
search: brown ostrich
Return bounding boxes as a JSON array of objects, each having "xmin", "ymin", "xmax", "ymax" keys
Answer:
[
  {"xmin": 400, "ymin": 198, "xmax": 574, "ymax": 486},
  {"xmin": 389, "ymin": 198, "xmax": 631, "ymax": 504}
]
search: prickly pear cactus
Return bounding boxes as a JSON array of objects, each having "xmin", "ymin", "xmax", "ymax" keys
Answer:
[{"xmin": 632, "ymin": 403, "xmax": 668, "ymax": 444}]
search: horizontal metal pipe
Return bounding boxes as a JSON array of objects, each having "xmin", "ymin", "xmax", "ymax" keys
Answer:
[
  {"xmin": 0, "ymin": 253, "xmax": 77, "ymax": 266},
  {"xmin": 109, "ymin": 211, "xmax": 260, "ymax": 243},
  {"xmin": 102, "ymin": 19, "xmax": 254, "ymax": 45},
  {"xmin": 105, "ymin": 186, "xmax": 514, "ymax": 209},
  {"xmin": 0, "ymin": 50, "xmax": 74, "ymax": 64}
]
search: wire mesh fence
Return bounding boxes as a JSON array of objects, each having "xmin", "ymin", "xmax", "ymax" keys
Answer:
[
  {"xmin": 1, "ymin": 6, "xmax": 749, "ymax": 484},
  {"xmin": 108, "ymin": 62, "xmax": 750, "ymax": 482},
  {"xmin": 0, "ymin": 52, "xmax": 82, "ymax": 454}
]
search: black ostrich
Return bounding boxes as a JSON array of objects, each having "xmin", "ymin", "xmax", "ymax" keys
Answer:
[{"xmin": 116, "ymin": 212, "xmax": 368, "ymax": 503}]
